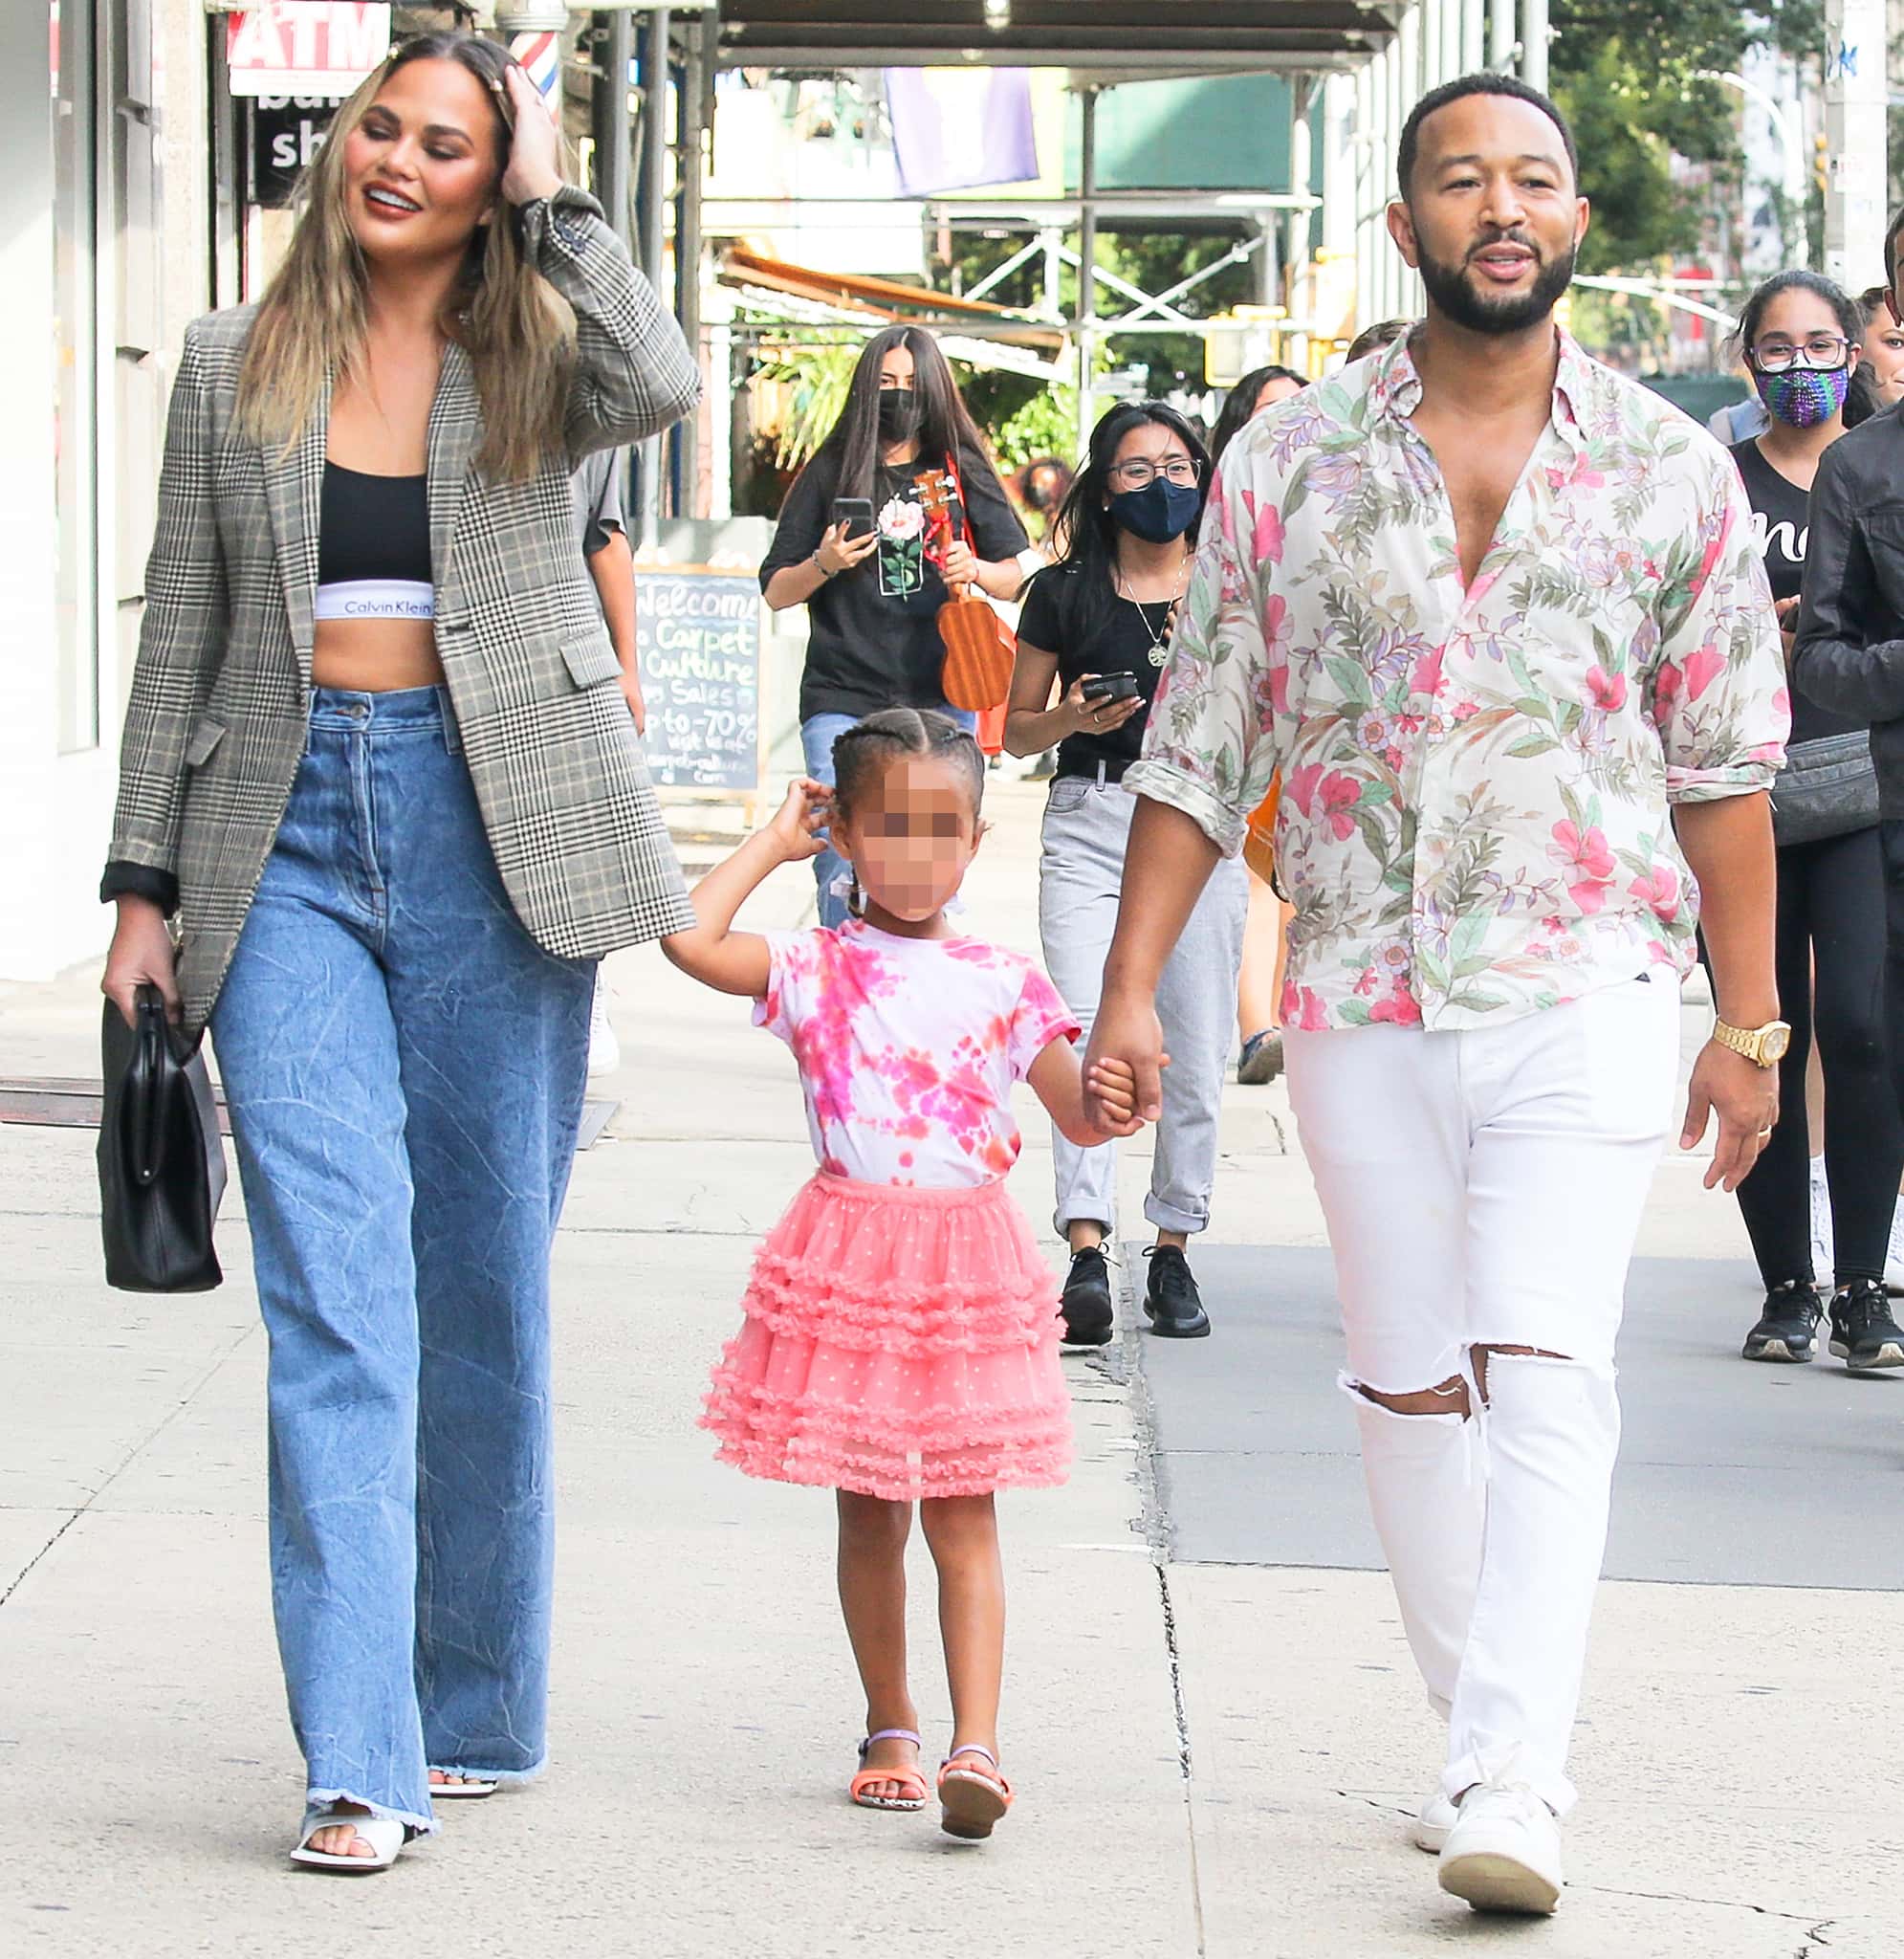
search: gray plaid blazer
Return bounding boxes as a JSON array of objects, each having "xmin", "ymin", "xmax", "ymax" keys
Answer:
[{"xmin": 108, "ymin": 187, "xmax": 701, "ymax": 1036}]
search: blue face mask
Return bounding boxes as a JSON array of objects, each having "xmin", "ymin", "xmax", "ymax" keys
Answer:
[{"xmin": 1107, "ymin": 477, "xmax": 1203, "ymax": 544}]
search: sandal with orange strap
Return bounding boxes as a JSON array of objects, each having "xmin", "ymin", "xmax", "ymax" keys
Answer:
[
  {"xmin": 849, "ymin": 1728, "xmax": 929, "ymax": 1813},
  {"xmin": 938, "ymin": 1742, "xmax": 1014, "ymax": 1839}
]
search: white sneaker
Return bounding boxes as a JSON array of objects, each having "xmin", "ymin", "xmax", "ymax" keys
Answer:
[
  {"xmin": 1885, "ymin": 1199, "xmax": 1904, "ymax": 1296},
  {"xmin": 1412, "ymin": 1786, "xmax": 1457, "ymax": 1853},
  {"xmin": 587, "ymin": 986, "xmax": 620, "ymax": 1078},
  {"xmin": 1437, "ymin": 1784, "xmax": 1563, "ymax": 1915},
  {"xmin": 1810, "ymin": 1159, "xmax": 1833, "ymax": 1286}
]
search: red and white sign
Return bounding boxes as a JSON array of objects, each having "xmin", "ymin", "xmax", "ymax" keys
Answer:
[{"xmin": 226, "ymin": 4, "xmax": 392, "ymax": 99}]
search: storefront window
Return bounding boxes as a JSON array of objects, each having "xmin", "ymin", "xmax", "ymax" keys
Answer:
[{"xmin": 52, "ymin": 0, "xmax": 98, "ymax": 754}]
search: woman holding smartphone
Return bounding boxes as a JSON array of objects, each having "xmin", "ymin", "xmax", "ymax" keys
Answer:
[
  {"xmin": 760, "ymin": 326, "xmax": 1036, "ymax": 925},
  {"xmin": 1005, "ymin": 404, "xmax": 1248, "ymax": 1347}
]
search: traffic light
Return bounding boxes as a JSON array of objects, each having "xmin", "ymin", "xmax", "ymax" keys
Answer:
[{"xmin": 1815, "ymin": 131, "xmax": 1828, "ymax": 196}]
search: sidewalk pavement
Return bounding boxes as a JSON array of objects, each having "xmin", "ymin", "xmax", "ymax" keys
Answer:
[{"xmin": 3, "ymin": 775, "xmax": 1898, "ymax": 1958}]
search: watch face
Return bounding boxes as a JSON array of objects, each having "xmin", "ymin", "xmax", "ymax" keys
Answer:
[{"xmin": 1762, "ymin": 1024, "xmax": 1792, "ymax": 1064}]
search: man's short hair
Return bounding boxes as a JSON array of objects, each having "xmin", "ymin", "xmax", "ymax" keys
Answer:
[{"xmin": 1395, "ymin": 72, "xmax": 1578, "ymax": 201}]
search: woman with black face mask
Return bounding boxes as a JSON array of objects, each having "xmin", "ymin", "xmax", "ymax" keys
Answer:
[
  {"xmin": 761, "ymin": 327, "xmax": 1036, "ymax": 925},
  {"xmin": 1005, "ymin": 404, "xmax": 1249, "ymax": 1346}
]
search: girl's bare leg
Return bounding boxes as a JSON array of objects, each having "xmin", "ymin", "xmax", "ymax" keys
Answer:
[
  {"xmin": 920, "ymin": 1494, "xmax": 1006, "ymax": 1770},
  {"xmin": 837, "ymin": 1490, "xmax": 921, "ymax": 1799}
]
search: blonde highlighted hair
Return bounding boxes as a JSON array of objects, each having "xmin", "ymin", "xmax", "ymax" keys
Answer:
[{"xmin": 237, "ymin": 31, "xmax": 574, "ymax": 482}]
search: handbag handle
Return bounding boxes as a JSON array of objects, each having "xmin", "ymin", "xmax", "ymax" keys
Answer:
[{"xmin": 126, "ymin": 984, "xmax": 170, "ymax": 1188}]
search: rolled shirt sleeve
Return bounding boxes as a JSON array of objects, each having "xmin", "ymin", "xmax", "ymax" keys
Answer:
[
  {"xmin": 1649, "ymin": 450, "xmax": 1789, "ymax": 804},
  {"xmin": 1125, "ymin": 451, "xmax": 1286, "ymax": 854}
]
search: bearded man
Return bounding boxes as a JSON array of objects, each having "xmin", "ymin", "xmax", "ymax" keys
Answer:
[{"xmin": 1087, "ymin": 74, "xmax": 1789, "ymax": 1916}]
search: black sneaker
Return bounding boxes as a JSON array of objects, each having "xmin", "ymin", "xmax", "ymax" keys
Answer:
[
  {"xmin": 1741, "ymin": 1281, "xmax": 1823, "ymax": 1363},
  {"xmin": 1143, "ymin": 1245, "xmax": 1211, "ymax": 1339},
  {"xmin": 1060, "ymin": 1245, "xmax": 1115, "ymax": 1347},
  {"xmin": 1827, "ymin": 1279, "xmax": 1904, "ymax": 1371}
]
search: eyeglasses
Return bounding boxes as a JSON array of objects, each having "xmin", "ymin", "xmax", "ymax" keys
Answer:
[
  {"xmin": 1108, "ymin": 457, "xmax": 1203, "ymax": 490},
  {"xmin": 1751, "ymin": 336, "xmax": 1851, "ymax": 373}
]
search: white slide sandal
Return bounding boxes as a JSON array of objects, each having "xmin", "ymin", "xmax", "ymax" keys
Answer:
[
  {"xmin": 429, "ymin": 1774, "xmax": 499, "ymax": 1800},
  {"xmin": 291, "ymin": 1808, "xmax": 408, "ymax": 1873}
]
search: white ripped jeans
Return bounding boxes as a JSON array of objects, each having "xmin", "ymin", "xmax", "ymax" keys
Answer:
[{"xmin": 1285, "ymin": 975, "xmax": 1681, "ymax": 1815}]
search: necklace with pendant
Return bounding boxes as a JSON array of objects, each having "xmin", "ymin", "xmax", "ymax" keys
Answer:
[{"xmin": 1116, "ymin": 559, "xmax": 1191, "ymax": 667}]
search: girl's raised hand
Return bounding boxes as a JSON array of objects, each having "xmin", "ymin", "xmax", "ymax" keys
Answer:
[
  {"xmin": 500, "ymin": 65, "xmax": 564, "ymax": 207},
  {"xmin": 767, "ymin": 777, "xmax": 833, "ymax": 862}
]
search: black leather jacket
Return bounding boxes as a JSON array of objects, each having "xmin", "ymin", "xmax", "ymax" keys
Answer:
[{"xmin": 1793, "ymin": 402, "xmax": 1904, "ymax": 814}]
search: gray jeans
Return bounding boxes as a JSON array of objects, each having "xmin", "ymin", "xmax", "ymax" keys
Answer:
[{"xmin": 1038, "ymin": 775, "xmax": 1249, "ymax": 1239}]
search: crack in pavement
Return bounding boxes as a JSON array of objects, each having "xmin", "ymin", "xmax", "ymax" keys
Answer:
[
  {"xmin": 1117, "ymin": 1238, "xmax": 1208, "ymax": 1958},
  {"xmin": 0, "ymin": 1318, "xmax": 260, "ymax": 1611},
  {"xmin": 1577, "ymin": 1885, "xmax": 1835, "ymax": 1928}
]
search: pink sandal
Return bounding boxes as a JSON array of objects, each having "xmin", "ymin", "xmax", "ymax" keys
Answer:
[
  {"xmin": 849, "ymin": 1728, "xmax": 929, "ymax": 1813},
  {"xmin": 938, "ymin": 1743, "xmax": 1013, "ymax": 1839}
]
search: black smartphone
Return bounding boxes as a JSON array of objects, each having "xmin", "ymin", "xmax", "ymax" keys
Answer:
[
  {"xmin": 831, "ymin": 497, "xmax": 876, "ymax": 542},
  {"xmin": 1082, "ymin": 672, "xmax": 1140, "ymax": 703}
]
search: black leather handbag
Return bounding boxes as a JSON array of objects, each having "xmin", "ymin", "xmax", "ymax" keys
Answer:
[{"xmin": 98, "ymin": 985, "xmax": 227, "ymax": 1292}]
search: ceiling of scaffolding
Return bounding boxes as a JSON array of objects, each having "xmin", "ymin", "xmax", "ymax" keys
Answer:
[{"xmin": 712, "ymin": 1, "xmax": 1399, "ymax": 75}]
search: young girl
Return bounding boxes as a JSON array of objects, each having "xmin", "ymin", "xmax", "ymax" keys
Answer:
[{"xmin": 662, "ymin": 708, "xmax": 1137, "ymax": 1839}]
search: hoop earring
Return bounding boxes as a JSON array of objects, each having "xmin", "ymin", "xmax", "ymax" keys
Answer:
[{"xmin": 848, "ymin": 873, "xmax": 866, "ymax": 919}]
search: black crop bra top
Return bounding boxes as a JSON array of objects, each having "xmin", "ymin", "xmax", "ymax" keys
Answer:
[{"xmin": 317, "ymin": 461, "xmax": 431, "ymax": 585}]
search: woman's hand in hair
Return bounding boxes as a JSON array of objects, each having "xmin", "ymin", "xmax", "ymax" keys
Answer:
[{"xmin": 499, "ymin": 64, "xmax": 564, "ymax": 207}]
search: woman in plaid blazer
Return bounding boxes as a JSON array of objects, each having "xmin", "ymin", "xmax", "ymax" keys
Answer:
[{"xmin": 98, "ymin": 34, "xmax": 697, "ymax": 1871}]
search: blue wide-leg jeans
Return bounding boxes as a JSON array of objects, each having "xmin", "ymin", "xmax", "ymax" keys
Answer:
[{"xmin": 209, "ymin": 686, "xmax": 594, "ymax": 1833}]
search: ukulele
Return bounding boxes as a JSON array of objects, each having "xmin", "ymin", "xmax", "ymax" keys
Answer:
[{"xmin": 916, "ymin": 465, "xmax": 1015, "ymax": 713}]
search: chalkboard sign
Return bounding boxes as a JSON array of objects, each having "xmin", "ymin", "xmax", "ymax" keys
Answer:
[{"xmin": 635, "ymin": 567, "xmax": 764, "ymax": 793}]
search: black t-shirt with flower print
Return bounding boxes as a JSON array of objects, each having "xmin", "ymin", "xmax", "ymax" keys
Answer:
[{"xmin": 761, "ymin": 449, "xmax": 1029, "ymax": 722}]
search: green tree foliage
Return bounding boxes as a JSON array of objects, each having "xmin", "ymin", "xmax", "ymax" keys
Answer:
[{"xmin": 1549, "ymin": 0, "xmax": 1823, "ymax": 270}]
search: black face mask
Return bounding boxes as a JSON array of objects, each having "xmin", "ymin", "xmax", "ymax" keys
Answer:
[{"xmin": 878, "ymin": 388, "xmax": 922, "ymax": 445}]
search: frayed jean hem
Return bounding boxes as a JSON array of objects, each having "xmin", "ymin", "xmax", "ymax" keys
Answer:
[
  {"xmin": 306, "ymin": 1788, "xmax": 440, "ymax": 1838},
  {"xmin": 427, "ymin": 1756, "xmax": 547, "ymax": 1787}
]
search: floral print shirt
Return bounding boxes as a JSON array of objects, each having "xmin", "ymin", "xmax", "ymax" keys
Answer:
[
  {"xmin": 756, "ymin": 921, "xmax": 1079, "ymax": 1185},
  {"xmin": 1127, "ymin": 330, "xmax": 1788, "ymax": 1031}
]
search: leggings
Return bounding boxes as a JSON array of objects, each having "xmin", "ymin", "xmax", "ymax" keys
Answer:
[{"xmin": 1736, "ymin": 825, "xmax": 1901, "ymax": 1288}]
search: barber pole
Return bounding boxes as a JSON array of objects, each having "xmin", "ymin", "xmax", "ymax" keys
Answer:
[{"xmin": 510, "ymin": 31, "xmax": 562, "ymax": 108}]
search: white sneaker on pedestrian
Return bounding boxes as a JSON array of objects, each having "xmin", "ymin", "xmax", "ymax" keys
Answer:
[
  {"xmin": 1810, "ymin": 1157, "xmax": 1833, "ymax": 1286},
  {"xmin": 1437, "ymin": 1784, "xmax": 1563, "ymax": 1915},
  {"xmin": 1412, "ymin": 1786, "xmax": 1458, "ymax": 1853},
  {"xmin": 587, "ymin": 986, "xmax": 620, "ymax": 1078},
  {"xmin": 1885, "ymin": 1200, "xmax": 1904, "ymax": 1296}
]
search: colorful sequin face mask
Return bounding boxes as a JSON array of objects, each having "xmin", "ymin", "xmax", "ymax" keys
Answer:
[{"xmin": 1753, "ymin": 363, "xmax": 1851, "ymax": 428}]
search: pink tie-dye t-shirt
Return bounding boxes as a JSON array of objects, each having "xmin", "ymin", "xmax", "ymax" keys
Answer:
[{"xmin": 755, "ymin": 920, "xmax": 1080, "ymax": 1187}]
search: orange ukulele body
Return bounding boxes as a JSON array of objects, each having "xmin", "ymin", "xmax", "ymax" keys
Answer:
[{"xmin": 917, "ymin": 466, "xmax": 1016, "ymax": 714}]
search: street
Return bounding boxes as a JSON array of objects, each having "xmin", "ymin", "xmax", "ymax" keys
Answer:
[{"xmin": 2, "ymin": 776, "xmax": 1899, "ymax": 1957}]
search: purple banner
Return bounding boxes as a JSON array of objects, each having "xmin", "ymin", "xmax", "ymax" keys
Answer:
[{"xmin": 885, "ymin": 68, "xmax": 1038, "ymax": 197}]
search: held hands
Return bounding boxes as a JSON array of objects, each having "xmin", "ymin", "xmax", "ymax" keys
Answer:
[
  {"xmin": 1061, "ymin": 674, "xmax": 1145, "ymax": 739},
  {"xmin": 1083, "ymin": 989, "xmax": 1170, "ymax": 1132},
  {"xmin": 765, "ymin": 777, "xmax": 833, "ymax": 863},
  {"xmin": 1680, "ymin": 1039, "xmax": 1779, "ymax": 1193},
  {"xmin": 102, "ymin": 895, "xmax": 181, "ymax": 1028},
  {"xmin": 1083, "ymin": 1055, "xmax": 1146, "ymax": 1141},
  {"xmin": 499, "ymin": 65, "xmax": 564, "ymax": 207},
  {"xmin": 815, "ymin": 520, "xmax": 878, "ymax": 579}
]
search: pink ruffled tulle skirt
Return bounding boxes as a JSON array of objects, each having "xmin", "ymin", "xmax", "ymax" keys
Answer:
[{"xmin": 701, "ymin": 1172, "xmax": 1073, "ymax": 1502}]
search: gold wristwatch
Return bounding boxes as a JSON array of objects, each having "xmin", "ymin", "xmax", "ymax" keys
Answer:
[{"xmin": 1711, "ymin": 1018, "xmax": 1792, "ymax": 1068}]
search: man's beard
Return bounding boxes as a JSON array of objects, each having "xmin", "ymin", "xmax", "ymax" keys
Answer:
[{"xmin": 1416, "ymin": 233, "xmax": 1576, "ymax": 334}]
